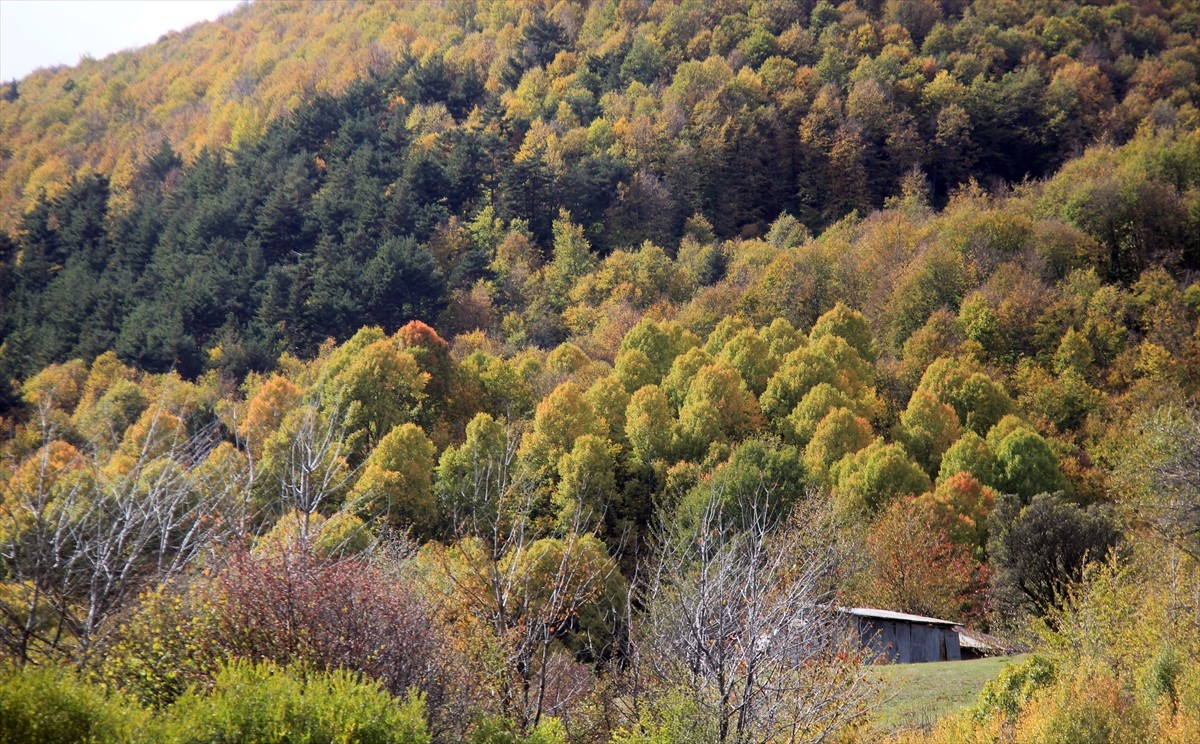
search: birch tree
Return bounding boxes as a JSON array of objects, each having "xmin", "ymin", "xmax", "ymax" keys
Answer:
[{"xmin": 637, "ymin": 483, "xmax": 877, "ymax": 744}]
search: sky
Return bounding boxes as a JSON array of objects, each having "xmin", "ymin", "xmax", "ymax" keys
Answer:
[{"xmin": 0, "ymin": 0, "xmax": 245, "ymax": 82}]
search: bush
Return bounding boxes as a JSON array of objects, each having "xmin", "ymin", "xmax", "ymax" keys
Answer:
[
  {"xmin": 1012, "ymin": 664, "xmax": 1151, "ymax": 744},
  {"xmin": 0, "ymin": 666, "xmax": 148, "ymax": 744},
  {"xmin": 160, "ymin": 659, "xmax": 430, "ymax": 744},
  {"xmin": 974, "ymin": 655, "xmax": 1057, "ymax": 721},
  {"xmin": 608, "ymin": 689, "xmax": 719, "ymax": 744},
  {"xmin": 97, "ymin": 579, "xmax": 222, "ymax": 709},
  {"xmin": 467, "ymin": 715, "xmax": 568, "ymax": 744}
]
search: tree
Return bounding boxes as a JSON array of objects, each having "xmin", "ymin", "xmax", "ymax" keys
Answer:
[
  {"xmin": 988, "ymin": 493, "xmax": 1120, "ymax": 622},
  {"xmin": 991, "ymin": 423, "xmax": 1068, "ymax": 501},
  {"xmin": 938, "ymin": 430, "xmax": 999, "ymax": 487},
  {"xmin": 351, "ymin": 423, "xmax": 437, "ymax": 534},
  {"xmin": 0, "ymin": 410, "xmax": 234, "ymax": 665},
  {"xmin": 677, "ymin": 439, "xmax": 808, "ymax": 528},
  {"xmin": 850, "ymin": 497, "xmax": 982, "ymax": 622},
  {"xmin": 209, "ymin": 547, "xmax": 445, "ymax": 706},
  {"xmin": 254, "ymin": 403, "xmax": 354, "ymax": 536},
  {"xmin": 424, "ymin": 496, "xmax": 622, "ymax": 734},
  {"xmin": 393, "ymin": 320, "xmax": 453, "ymax": 413},
  {"xmin": 785, "ymin": 383, "xmax": 855, "ymax": 447},
  {"xmin": 585, "ymin": 375, "xmax": 630, "ymax": 448},
  {"xmin": 625, "ymin": 385, "xmax": 675, "ymax": 467},
  {"xmin": 809, "ymin": 302, "xmax": 878, "ymax": 364},
  {"xmin": 545, "ymin": 211, "xmax": 597, "ymax": 303},
  {"xmin": 803, "ymin": 408, "xmax": 873, "ymax": 483},
  {"xmin": 916, "ymin": 358, "xmax": 1015, "ymax": 436},
  {"xmin": 553, "ymin": 435, "xmax": 616, "ymax": 531},
  {"xmin": 831, "ymin": 439, "xmax": 931, "ymax": 519},
  {"xmin": 898, "ymin": 388, "xmax": 962, "ymax": 477},
  {"xmin": 1110, "ymin": 406, "xmax": 1200, "ymax": 560},
  {"xmin": 760, "ymin": 335, "xmax": 873, "ymax": 423},
  {"xmin": 676, "ymin": 363, "xmax": 762, "ymax": 459},
  {"xmin": 639, "ymin": 486, "xmax": 876, "ymax": 744},
  {"xmin": 235, "ymin": 374, "xmax": 300, "ymax": 460},
  {"xmin": 916, "ymin": 472, "xmax": 998, "ymax": 559},
  {"xmin": 518, "ymin": 382, "xmax": 602, "ymax": 482},
  {"xmin": 661, "ymin": 347, "xmax": 714, "ymax": 410},
  {"xmin": 435, "ymin": 413, "xmax": 517, "ymax": 539},
  {"xmin": 621, "ymin": 318, "xmax": 698, "ymax": 383},
  {"xmin": 323, "ymin": 338, "xmax": 428, "ymax": 461},
  {"xmin": 716, "ymin": 329, "xmax": 775, "ymax": 397},
  {"xmin": 366, "ymin": 237, "xmax": 447, "ymax": 328}
]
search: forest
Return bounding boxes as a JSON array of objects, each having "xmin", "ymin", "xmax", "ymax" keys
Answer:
[{"xmin": 1, "ymin": 0, "xmax": 1199, "ymax": 742}]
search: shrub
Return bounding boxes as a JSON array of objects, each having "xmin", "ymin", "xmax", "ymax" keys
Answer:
[
  {"xmin": 974, "ymin": 655, "xmax": 1057, "ymax": 721},
  {"xmin": 160, "ymin": 659, "xmax": 430, "ymax": 744},
  {"xmin": 467, "ymin": 715, "xmax": 568, "ymax": 744},
  {"xmin": 0, "ymin": 666, "xmax": 148, "ymax": 744},
  {"xmin": 1012, "ymin": 664, "xmax": 1151, "ymax": 744}
]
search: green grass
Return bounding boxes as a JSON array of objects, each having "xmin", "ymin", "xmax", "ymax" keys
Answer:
[{"xmin": 870, "ymin": 654, "xmax": 1028, "ymax": 733}]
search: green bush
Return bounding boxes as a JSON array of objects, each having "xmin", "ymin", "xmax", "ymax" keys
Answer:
[
  {"xmin": 467, "ymin": 716, "xmax": 568, "ymax": 744},
  {"xmin": 608, "ymin": 689, "xmax": 719, "ymax": 744},
  {"xmin": 0, "ymin": 666, "xmax": 148, "ymax": 744},
  {"xmin": 974, "ymin": 655, "xmax": 1057, "ymax": 721},
  {"xmin": 159, "ymin": 660, "xmax": 430, "ymax": 744}
]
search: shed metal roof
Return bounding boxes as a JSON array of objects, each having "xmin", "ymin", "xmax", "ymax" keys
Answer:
[{"xmin": 841, "ymin": 607, "xmax": 960, "ymax": 626}]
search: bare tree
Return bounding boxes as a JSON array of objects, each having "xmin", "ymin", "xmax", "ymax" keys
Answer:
[
  {"xmin": 636, "ymin": 483, "xmax": 878, "ymax": 744},
  {"xmin": 429, "ymin": 418, "xmax": 622, "ymax": 734},
  {"xmin": 233, "ymin": 398, "xmax": 360, "ymax": 543},
  {"xmin": 0, "ymin": 401, "xmax": 235, "ymax": 666},
  {"xmin": 1118, "ymin": 406, "xmax": 1200, "ymax": 561}
]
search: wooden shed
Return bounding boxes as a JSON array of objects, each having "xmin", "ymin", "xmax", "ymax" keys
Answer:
[{"xmin": 844, "ymin": 607, "xmax": 962, "ymax": 663}]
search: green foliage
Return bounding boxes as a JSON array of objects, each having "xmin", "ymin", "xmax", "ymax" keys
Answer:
[
  {"xmin": 761, "ymin": 335, "xmax": 873, "ymax": 423},
  {"xmin": 803, "ymin": 407, "xmax": 874, "ymax": 482},
  {"xmin": 917, "ymin": 358, "xmax": 1015, "ymax": 436},
  {"xmin": 520, "ymin": 382, "xmax": 602, "ymax": 480},
  {"xmin": 0, "ymin": 666, "xmax": 148, "ymax": 744},
  {"xmin": 991, "ymin": 424, "xmax": 1068, "ymax": 500},
  {"xmin": 435, "ymin": 412, "xmax": 511, "ymax": 530},
  {"xmin": 4, "ymin": 2, "xmax": 1200, "ymax": 738},
  {"xmin": 786, "ymin": 383, "xmax": 855, "ymax": 446},
  {"xmin": 352, "ymin": 423, "xmax": 437, "ymax": 533},
  {"xmin": 625, "ymin": 385, "xmax": 675, "ymax": 466},
  {"xmin": 833, "ymin": 439, "xmax": 932, "ymax": 518},
  {"xmin": 676, "ymin": 362, "xmax": 762, "ymax": 458},
  {"xmin": 809, "ymin": 302, "xmax": 878, "ymax": 364},
  {"xmin": 608, "ymin": 689, "xmax": 718, "ymax": 744},
  {"xmin": 468, "ymin": 715, "xmax": 567, "ymax": 744},
  {"xmin": 2, "ymin": 0, "xmax": 1198, "ymax": 387},
  {"xmin": 899, "ymin": 388, "xmax": 963, "ymax": 476},
  {"xmin": 97, "ymin": 581, "xmax": 221, "ymax": 709},
  {"xmin": 160, "ymin": 660, "xmax": 430, "ymax": 744},
  {"xmin": 988, "ymin": 493, "xmax": 1120, "ymax": 620},
  {"xmin": 324, "ymin": 338, "xmax": 428, "ymax": 461},
  {"xmin": 554, "ymin": 435, "xmax": 616, "ymax": 529},
  {"xmin": 660, "ymin": 347, "xmax": 713, "ymax": 410},
  {"xmin": 974, "ymin": 655, "xmax": 1058, "ymax": 721}
]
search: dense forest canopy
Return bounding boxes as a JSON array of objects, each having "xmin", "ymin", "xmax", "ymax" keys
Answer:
[{"xmin": 1, "ymin": 1, "xmax": 1199, "ymax": 743}]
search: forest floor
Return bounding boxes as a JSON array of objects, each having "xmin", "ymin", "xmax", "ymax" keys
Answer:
[{"xmin": 869, "ymin": 654, "xmax": 1028, "ymax": 733}]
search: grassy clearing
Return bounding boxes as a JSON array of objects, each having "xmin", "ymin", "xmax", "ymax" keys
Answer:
[{"xmin": 869, "ymin": 654, "xmax": 1027, "ymax": 733}]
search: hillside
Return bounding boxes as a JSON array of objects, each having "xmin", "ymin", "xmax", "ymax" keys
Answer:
[
  {"xmin": 0, "ymin": 1, "xmax": 455, "ymax": 226},
  {"xmin": 1, "ymin": 2, "xmax": 1199, "ymax": 743}
]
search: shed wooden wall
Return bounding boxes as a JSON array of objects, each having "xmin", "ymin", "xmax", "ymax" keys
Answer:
[{"xmin": 856, "ymin": 618, "xmax": 962, "ymax": 663}]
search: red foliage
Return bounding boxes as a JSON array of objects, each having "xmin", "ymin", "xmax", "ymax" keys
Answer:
[
  {"xmin": 394, "ymin": 320, "xmax": 453, "ymax": 404},
  {"xmin": 213, "ymin": 547, "xmax": 445, "ymax": 700}
]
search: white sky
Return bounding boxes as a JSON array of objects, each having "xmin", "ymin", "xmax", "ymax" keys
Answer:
[{"xmin": 0, "ymin": 0, "xmax": 245, "ymax": 81}]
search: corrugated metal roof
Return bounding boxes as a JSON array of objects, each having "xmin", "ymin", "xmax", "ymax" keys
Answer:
[{"xmin": 841, "ymin": 607, "xmax": 959, "ymax": 626}]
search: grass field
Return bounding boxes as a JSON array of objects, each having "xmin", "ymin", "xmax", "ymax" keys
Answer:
[{"xmin": 869, "ymin": 655, "xmax": 1027, "ymax": 733}]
